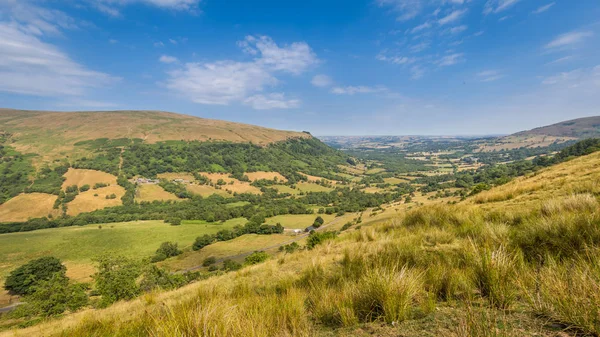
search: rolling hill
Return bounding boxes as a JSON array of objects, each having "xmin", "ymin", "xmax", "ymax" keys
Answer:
[
  {"xmin": 0, "ymin": 109, "xmax": 310, "ymax": 163},
  {"xmin": 512, "ymin": 115, "xmax": 600, "ymax": 138}
]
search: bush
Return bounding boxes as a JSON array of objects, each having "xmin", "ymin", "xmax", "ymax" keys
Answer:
[
  {"xmin": 202, "ymin": 256, "xmax": 216, "ymax": 266},
  {"xmin": 193, "ymin": 234, "xmax": 215, "ymax": 251},
  {"xmin": 245, "ymin": 251, "xmax": 269, "ymax": 265},
  {"xmin": 166, "ymin": 217, "xmax": 182, "ymax": 226},
  {"xmin": 79, "ymin": 184, "xmax": 90, "ymax": 192},
  {"xmin": 306, "ymin": 231, "xmax": 338, "ymax": 250},
  {"xmin": 313, "ymin": 216, "xmax": 325, "ymax": 228},
  {"xmin": 25, "ymin": 273, "xmax": 88, "ymax": 317},
  {"xmin": 4, "ymin": 257, "xmax": 66, "ymax": 295},
  {"xmin": 140, "ymin": 265, "xmax": 186, "ymax": 292},
  {"xmin": 222, "ymin": 259, "xmax": 242, "ymax": 271},
  {"xmin": 94, "ymin": 255, "xmax": 142, "ymax": 306}
]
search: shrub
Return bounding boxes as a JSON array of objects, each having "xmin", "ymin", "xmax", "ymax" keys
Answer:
[
  {"xmin": 306, "ymin": 231, "xmax": 337, "ymax": 250},
  {"xmin": 140, "ymin": 265, "xmax": 186, "ymax": 292},
  {"xmin": 222, "ymin": 259, "xmax": 242, "ymax": 271},
  {"xmin": 193, "ymin": 234, "xmax": 215, "ymax": 251},
  {"xmin": 202, "ymin": 256, "xmax": 217, "ymax": 266},
  {"xmin": 79, "ymin": 184, "xmax": 90, "ymax": 192},
  {"xmin": 313, "ymin": 216, "xmax": 325, "ymax": 228},
  {"xmin": 4, "ymin": 257, "xmax": 66, "ymax": 295},
  {"xmin": 25, "ymin": 273, "xmax": 88, "ymax": 317},
  {"xmin": 245, "ymin": 251, "xmax": 269, "ymax": 265},
  {"xmin": 94, "ymin": 255, "xmax": 142, "ymax": 306},
  {"xmin": 166, "ymin": 217, "xmax": 182, "ymax": 226}
]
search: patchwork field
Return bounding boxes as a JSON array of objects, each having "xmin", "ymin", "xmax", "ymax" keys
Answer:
[
  {"xmin": 185, "ymin": 184, "xmax": 231, "ymax": 197},
  {"xmin": 383, "ymin": 177, "xmax": 409, "ymax": 185},
  {"xmin": 296, "ymin": 182, "xmax": 334, "ymax": 193},
  {"xmin": 198, "ymin": 172, "xmax": 237, "ymax": 184},
  {"xmin": 271, "ymin": 185, "xmax": 300, "ymax": 195},
  {"xmin": 67, "ymin": 185, "xmax": 126, "ymax": 216},
  {"xmin": 62, "ymin": 168, "xmax": 117, "ymax": 189},
  {"xmin": 135, "ymin": 184, "xmax": 180, "ymax": 202},
  {"xmin": 264, "ymin": 214, "xmax": 335, "ymax": 229},
  {"xmin": 0, "ymin": 193, "xmax": 59, "ymax": 222},
  {"xmin": 244, "ymin": 171, "xmax": 287, "ymax": 182},
  {"xmin": 0, "ymin": 218, "xmax": 247, "ymax": 281}
]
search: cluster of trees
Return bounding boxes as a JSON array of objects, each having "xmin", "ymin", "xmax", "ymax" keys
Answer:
[
  {"xmin": 25, "ymin": 163, "xmax": 69, "ymax": 195},
  {"xmin": 0, "ymin": 144, "xmax": 34, "ymax": 204},
  {"xmin": 193, "ymin": 215, "xmax": 284, "ymax": 251},
  {"xmin": 158, "ymin": 179, "xmax": 192, "ymax": 199},
  {"xmin": 345, "ymin": 149, "xmax": 430, "ymax": 174},
  {"xmin": 151, "ymin": 242, "xmax": 183, "ymax": 262}
]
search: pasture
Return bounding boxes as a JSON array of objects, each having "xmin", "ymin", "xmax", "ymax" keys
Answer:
[
  {"xmin": 135, "ymin": 184, "xmax": 180, "ymax": 202},
  {"xmin": 0, "ymin": 218, "xmax": 247, "ymax": 281},
  {"xmin": 62, "ymin": 168, "xmax": 117, "ymax": 190},
  {"xmin": 0, "ymin": 193, "xmax": 59, "ymax": 222},
  {"xmin": 67, "ymin": 185, "xmax": 125, "ymax": 216},
  {"xmin": 264, "ymin": 214, "xmax": 335, "ymax": 229}
]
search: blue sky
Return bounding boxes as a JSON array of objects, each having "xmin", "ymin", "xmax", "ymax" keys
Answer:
[{"xmin": 0, "ymin": 0, "xmax": 599, "ymax": 135}]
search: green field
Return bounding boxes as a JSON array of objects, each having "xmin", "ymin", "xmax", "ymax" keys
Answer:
[
  {"xmin": 272, "ymin": 185, "xmax": 300, "ymax": 195},
  {"xmin": 264, "ymin": 214, "xmax": 335, "ymax": 229},
  {"xmin": 0, "ymin": 218, "xmax": 247, "ymax": 280}
]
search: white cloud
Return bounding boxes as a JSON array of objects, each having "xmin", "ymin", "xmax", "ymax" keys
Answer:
[
  {"xmin": 410, "ymin": 41, "xmax": 430, "ymax": 53},
  {"xmin": 311, "ymin": 75, "xmax": 333, "ymax": 88},
  {"xmin": 376, "ymin": 53, "xmax": 415, "ymax": 65},
  {"xmin": 411, "ymin": 21, "xmax": 432, "ymax": 34},
  {"xmin": 243, "ymin": 93, "xmax": 300, "ymax": 110},
  {"xmin": 483, "ymin": 0, "xmax": 521, "ymax": 15},
  {"xmin": 238, "ymin": 35, "xmax": 319, "ymax": 74},
  {"xmin": 532, "ymin": 2, "xmax": 555, "ymax": 14},
  {"xmin": 0, "ymin": 22, "xmax": 116, "ymax": 96},
  {"xmin": 437, "ymin": 53, "xmax": 465, "ymax": 66},
  {"xmin": 166, "ymin": 36, "xmax": 317, "ymax": 108},
  {"xmin": 159, "ymin": 55, "xmax": 178, "ymax": 63},
  {"xmin": 438, "ymin": 9, "xmax": 467, "ymax": 25},
  {"xmin": 498, "ymin": 15, "xmax": 511, "ymax": 22},
  {"xmin": 544, "ymin": 56, "xmax": 573, "ymax": 66},
  {"xmin": 377, "ymin": 0, "xmax": 425, "ymax": 21},
  {"xmin": 545, "ymin": 31, "xmax": 593, "ymax": 49},
  {"xmin": 449, "ymin": 25, "xmax": 468, "ymax": 34},
  {"xmin": 331, "ymin": 86, "xmax": 388, "ymax": 95},
  {"xmin": 89, "ymin": 0, "xmax": 201, "ymax": 16},
  {"xmin": 410, "ymin": 65, "xmax": 425, "ymax": 79},
  {"xmin": 477, "ymin": 70, "xmax": 504, "ymax": 82},
  {"xmin": 154, "ymin": 41, "xmax": 165, "ymax": 48},
  {"xmin": 0, "ymin": 0, "xmax": 78, "ymax": 36}
]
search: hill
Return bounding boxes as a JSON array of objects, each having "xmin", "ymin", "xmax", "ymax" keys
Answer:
[
  {"xmin": 0, "ymin": 109, "xmax": 310, "ymax": 163},
  {"xmin": 4, "ymin": 145, "xmax": 600, "ymax": 336},
  {"xmin": 512, "ymin": 115, "xmax": 600, "ymax": 138}
]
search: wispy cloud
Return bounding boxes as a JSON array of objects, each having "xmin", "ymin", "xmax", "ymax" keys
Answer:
[
  {"xmin": 243, "ymin": 93, "xmax": 300, "ymax": 110},
  {"xmin": 477, "ymin": 70, "xmax": 504, "ymax": 82},
  {"xmin": 159, "ymin": 55, "xmax": 178, "ymax": 63},
  {"xmin": 544, "ymin": 56, "xmax": 573, "ymax": 66},
  {"xmin": 311, "ymin": 75, "xmax": 333, "ymax": 88},
  {"xmin": 449, "ymin": 25, "xmax": 468, "ymax": 34},
  {"xmin": 545, "ymin": 31, "xmax": 593, "ymax": 49},
  {"xmin": 376, "ymin": 0, "xmax": 425, "ymax": 21},
  {"xmin": 438, "ymin": 9, "xmax": 467, "ymax": 26},
  {"xmin": 483, "ymin": 0, "xmax": 521, "ymax": 15},
  {"xmin": 166, "ymin": 35, "xmax": 318, "ymax": 109},
  {"xmin": 376, "ymin": 53, "xmax": 415, "ymax": 65},
  {"xmin": 532, "ymin": 2, "xmax": 555, "ymax": 14},
  {"xmin": 411, "ymin": 21, "xmax": 432, "ymax": 34},
  {"xmin": 437, "ymin": 53, "xmax": 465, "ymax": 66},
  {"xmin": 89, "ymin": 0, "xmax": 202, "ymax": 17},
  {"xmin": 331, "ymin": 86, "xmax": 388, "ymax": 95}
]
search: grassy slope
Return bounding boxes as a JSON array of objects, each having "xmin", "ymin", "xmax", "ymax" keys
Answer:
[
  {"xmin": 0, "ymin": 219, "xmax": 247, "ymax": 280},
  {"xmin": 7, "ymin": 148, "xmax": 600, "ymax": 336},
  {"xmin": 0, "ymin": 109, "xmax": 310, "ymax": 164}
]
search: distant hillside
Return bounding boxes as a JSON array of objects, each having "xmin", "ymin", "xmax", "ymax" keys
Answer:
[
  {"xmin": 512, "ymin": 115, "xmax": 600, "ymax": 138},
  {"xmin": 0, "ymin": 109, "xmax": 310, "ymax": 163}
]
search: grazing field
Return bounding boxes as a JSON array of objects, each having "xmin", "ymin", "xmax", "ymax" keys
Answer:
[
  {"xmin": 221, "ymin": 183, "xmax": 262, "ymax": 195},
  {"xmin": 271, "ymin": 184, "xmax": 300, "ymax": 195},
  {"xmin": 67, "ymin": 185, "xmax": 125, "ymax": 216},
  {"xmin": 296, "ymin": 182, "xmax": 334, "ymax": 193},
  {"xmin": 135, "ymin": 184, "xmax": 180, "ymax": 202},
  {"xmin": 185, "ymin": 184, "xmax": 231, "ymax": 197},
  {"xmin": 0, "ymin": 219, "xmax": 246, "ymax": 281},
  {"xmin": 61, "ymin": 168, "xmax": 117, "ymax": 189},
  {"xmin": 383, "ymin": 177, "xmax": 408, "ymax": 185},
  {"xmin": 0, "ymin": 193, "xmax": 59, "ymax": 222},
  {"xmin": 245, "ymin": 171, "xmax": 287, "ymax": 182},
  {"xmin": 157, "ymin": 172, "xmax": 196, "ymax": 181},
  {"xmin": 264, "ymin": 214, "xmax": 335, "ymax": 229},
  {"xmin": 198, "ymin": 172, "xmax": 237, "ymax": 184}
]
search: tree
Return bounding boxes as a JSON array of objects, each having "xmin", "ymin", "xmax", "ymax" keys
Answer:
[
  {"xmin": 193, "ymin": 234, "xmax": 215, "ymax": 251},
  {"xmin": 202, "ymin": 256, "xmax": 216, "ymax": 266},
  {"xmin": 222, "ymin": 259, "xmax": 242, "ymax": 271},
  {"xmin": 140, "ymin": 265, "xmax": 185, "ymax": 292},
  {"xmin": 306, "ymin": 231, "xmax": 337, "ymax": 250},
  {"xmin": 244, "ymin": 251, "xmax": 269, "ymax": 265},
  {"xmin": 25, "ymin": 273, "xmax": 88, "ymax": 317},
  {"xmin": 79, "ymin": 184, "xmax": 91, "ymax": 192},
  {"xmin": 4, "ymin": 257, "xmax": 66, "ymax": 295},
  {"xmin": 167, "ymin": 217, "xmax": 182, "ymax": 226},
  {"xmin": 151, "ymin": 242, "xmax": 182, "ymax": 262},
  {"xmin": 313, "ymin": 216, "xmax": 325, "ymax": 228},
  {"xmin": 94, "ymin": 255, "xmax": 141, "ymax": 306}
]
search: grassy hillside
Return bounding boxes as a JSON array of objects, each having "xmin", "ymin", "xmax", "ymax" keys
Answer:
[
  {"xmin": 513, "ymin": 115, "xmax": 600, "ymax": 138},
  {"xmin": 5, "ymin": 148, "xmax": 600, "ymax": 336},
  {"xmin": 0, "ymin": 109, "xmax": 310, "ymax": 164}
]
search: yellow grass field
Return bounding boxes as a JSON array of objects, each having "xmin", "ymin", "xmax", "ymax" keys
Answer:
[
  {"xmin": 185, "ymin": 184, "xmax": 231, "ymax": 198},
  {"xmin": 67, "ymin": 185, "xmax": 126, "ymax": 216},
  {"xmin": 198, "ymin": 173, "xmax": 262, "ymax": 194},
  {"xmin": 296, "ymin": 182, "xmax": 334, "ymax": 193},
  {"xmin": 135, "ymin": 184, "xmax": 180, "ymax": 202},
  {"xmin": 0, "ymin": 193, "xmax": 60, "ymax": 222},
  {"xmin": 245, "ymin": 171, "xmax": 287, "ymax": 182},
  {"xmin": 271, "ymin": 185, "xmax": 299, "ymax": 195},
  {"xmin": 157, "ymin": 172, "xmax": 196, "ymax": 181},
  {"xmin": 61, "ymin": 168, "xmax": 117, "ymax": 189},
  {"xmin": 383, "ymin": 177, "xmax": 409, "ymax": 185},
  {"xmin": 264, "ymin": 214, "xmax": 335, "ymax": 229},
  {"xmin": 299, "ymin": 172, "xmax": 334, "ymax": 183}
]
